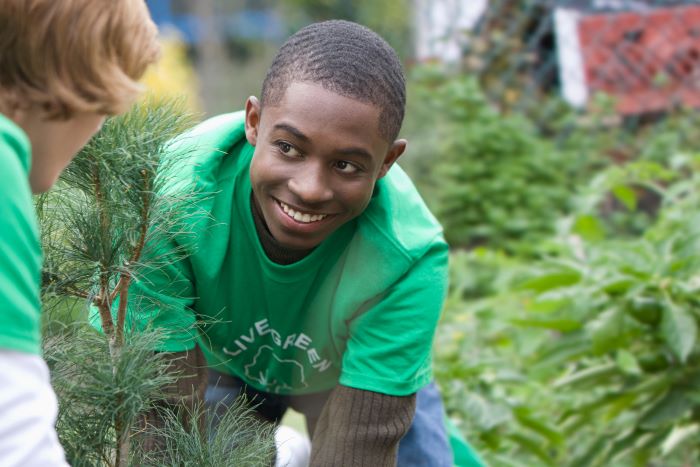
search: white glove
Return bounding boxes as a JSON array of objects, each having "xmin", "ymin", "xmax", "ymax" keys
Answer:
[{"xmin": 275, "ymin": 424, "xmax": 311, "ymax": 467}]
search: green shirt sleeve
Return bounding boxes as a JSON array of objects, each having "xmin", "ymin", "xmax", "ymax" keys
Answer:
[
  {"xmin": 339, "ymin": 238, "xmax": 449, "ymax": 396},
  {"xmin": 129, "ymin": 228, "xmax": 201, "ymax": 351},
  {"xmin": 0, "ymin": 116, "xmax": 42, "ymax": 355},
  {"xmin": 90, "ymin": 226, "xmax": 199, "ymax": 352}
]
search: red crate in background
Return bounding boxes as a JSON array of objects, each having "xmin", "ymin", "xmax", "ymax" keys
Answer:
[{"xmin": 576, "ymin": 5, "xmax": 700, "ymax": 114}]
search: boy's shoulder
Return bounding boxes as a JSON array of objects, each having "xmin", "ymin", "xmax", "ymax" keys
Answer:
[
  {"xmin": 359, "ymin": 164, "xmax": 445, "ymax": 261},
  {"xmin": 0, "ymin": 114, "xmax": 31, "ymax": 175},
  {"xmin": 168, "ymin": 111, "xmax": 247, "ymax": 165},
  {"xmin": 160, "ymin": 112, "xmax": 248, "ymax": 192}
]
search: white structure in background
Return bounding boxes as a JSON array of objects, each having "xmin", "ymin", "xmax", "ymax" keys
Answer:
[
  {"xmin": 554, "ymin": 8, "xmax": 587, "ymax": 107},
  {"xmin": 414, "ymin": 0, "xmax": 488, "ymax": 63}
]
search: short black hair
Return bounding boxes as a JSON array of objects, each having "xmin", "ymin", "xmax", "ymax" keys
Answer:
[{"xmin": 261, "ymin": 20, "xmax": 406, "ymax": 142}]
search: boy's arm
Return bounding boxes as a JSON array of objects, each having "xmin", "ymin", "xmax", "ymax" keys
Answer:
[
  {"xmin": 308, "ymin": 237, "xmax": 449, "ymax": 464},
  {"xmin": 0, "ymin": 136, "xmax": 67, "ymax": 465},
  {"xmin": 309, "ymin": 384, "xmax": 416, "ymax": 466},
  {"xmin": 340, "ymin": 237, "xmax": 448, "ymax": 395},
  {"xmin": 117, "ymin": 222, "xmax": 200, "ymax": 352},
  {"xmin": 139, "ymin": 345, "xmax": 208, "ymax": 452},
  {"xmin": 124, "ymin": 233, "xmax": 206, "ymax": 446},
  {"xmin": 0, "ymin": 351, "xmax": 69, "ymax": 466}
]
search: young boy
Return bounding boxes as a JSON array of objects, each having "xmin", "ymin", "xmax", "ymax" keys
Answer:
[
  {"xmin": 0, "ymin": 1, "xmax": 159, "ymax": 465},
  {"xmin": 132, "ymin": 20, "xmax": 453, "ymax": 465}
]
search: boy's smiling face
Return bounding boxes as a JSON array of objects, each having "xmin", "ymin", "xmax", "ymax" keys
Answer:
[{"xmin": 245, "ymin": 81, "xmax": 406, "ymax": 251}]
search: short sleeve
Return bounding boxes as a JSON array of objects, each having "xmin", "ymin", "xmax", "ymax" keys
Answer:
[
  {"xmin": 128, "ymin": 240, "xmax": 199, "ymax": 351},
  {"xmin": 0, "ymin": 134, "xmax": 42, "ymax": 355},
  {"xmin": 339, "ymin": 239, "xmax": 449, "ymax": 396},
  {"xmin": 90, "ymin": 229, "xmax": 199, "ymax": 352}
]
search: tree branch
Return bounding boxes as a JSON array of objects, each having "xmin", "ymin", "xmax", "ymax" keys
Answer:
[
  {"xmin": 93, "ymin": 163, "xmax": 115, "ymax": 340},
  {"xmin": 115, "ymin": 170, "xmax": 151, "ymax": 347}
]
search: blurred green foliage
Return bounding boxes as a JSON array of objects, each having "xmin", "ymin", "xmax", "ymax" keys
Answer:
[
  {"xmin": 277, "ymin": 0, "xmax": 413, "ymax": 58},
  {"xmin": 433, "ymin": 150, "xmax": 700, "ymax": 464},
  {"xmin": 400, "ymin": 12, "xmax": 700, "ymax": 460},
  {"xmin": 402, "ymin": 63, "xmax": 700, "ymax": 252},
  {"xmin": 407, "ymin": 69, "xmax": 579, "ymax": 251}
]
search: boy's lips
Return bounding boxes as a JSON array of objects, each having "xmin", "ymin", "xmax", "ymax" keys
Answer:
[{"xmin": 274, "ymin": 199, "xmax": 333, "ymax": 225}]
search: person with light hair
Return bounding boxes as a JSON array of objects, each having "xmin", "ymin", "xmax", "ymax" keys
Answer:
[{"xmin": 0, "ymin": 1, "xmax": 159, "ymax": 465}]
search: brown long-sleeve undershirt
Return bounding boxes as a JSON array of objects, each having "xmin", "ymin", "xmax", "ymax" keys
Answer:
[{"xmin": 309, "ymin": 385, "xmax": 416, "ymax": 467}]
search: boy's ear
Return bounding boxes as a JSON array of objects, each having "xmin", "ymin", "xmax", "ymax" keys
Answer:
[
  {"xmin": 244, "ymin": 96, "xmax": 261, "ymax": 147},
  {"xmin": 377, "ymin": 139, "xmax": 407, "ymax": 179}
]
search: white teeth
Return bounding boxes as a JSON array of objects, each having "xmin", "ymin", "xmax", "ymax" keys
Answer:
[{"xmin": 279, "ymin": 201, "xmax": 328, "ymax": 224}]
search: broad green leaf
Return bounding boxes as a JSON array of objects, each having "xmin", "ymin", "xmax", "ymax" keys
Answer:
[
  {"xmin": 462, "ymin": 393, "xmax": 511, "ymax": 431},
  {"xmin": 604, "ymin": 392, "xmax": 638, "ymax": 421},
  {"xmin": 561, "ymin": 392, "xmax": 640, "ymax": 433},
  {"xmin": 660, "ymin": 300, "xmax": 697, "ymax": 363},
  {"xmin": 529, "ymin": 333, "xmax": 590, "ymax": 374},
  {"xmin": 616, "ymin": 349, "xmax": 642, "ymax": 375},
  {"xmin": 661, "ymin": 424, "xmax": 700, "ymax": 456},
  {"xmin": 553, "ymin": 362, "xmax": 618, "ymax": 388},
  {"xmin": 526, "ymin": 298, "xmax": 569, "ymax": 313},
  {"xmin": 640, "ymin": 389, "xmax": 692, "ymax": 429},
  {"xmin": 628, "ymin": 374, "xmax": 670, "ymax": 396},
  {"xmin": 599, "ymin": 277, "xmax": 635, "ymax": 296},
  {"xmin": 612, "ymin": 184, "xmax": 637, "ymax": 211},
  {"xmin": 507, "ymin": 432, "xmax": 555, "ymax": 465},
  {"xmin": 588, "ymin": 307, "xmax": 625, "ymax": 354},
  {"xmin": 525, "ymin": 287, "xmax": 583, "ymax": 313},
  {"xmin": 626, "ymin": 296, "xmax": 663, "ymax": 326},
  {"xmin": 573, "ymin": 214, "xmax": 605, "ymax": 241},
  {"xmin": 518, "ymin": 270, "xmax": 582, "ymax": 292},
  {"xmin": 608, "ymin": 428, "xmax": 668, "ymax": 463},
  {"xmin": 569, "ymin": 435, "xmax": 609, "ymax": 467},
  {"xmin": 513, "ymin": 407, "xmax": 564, "ymax": 445},
  {"xmin": 488, "ymin": 454, "xmax": 523, "ymax": 467},
  {"xmin": 607, "ymin": 429, "xmax": 646, "ymax": 463}
]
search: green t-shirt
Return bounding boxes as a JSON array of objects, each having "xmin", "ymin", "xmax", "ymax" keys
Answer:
[
  {"xmin": 121, "ymin": 112, "xmax": 449, "ymax": 396},
  {"xmin": 0, "ymin": 114, "xmax": 42, "ymax": 355}
]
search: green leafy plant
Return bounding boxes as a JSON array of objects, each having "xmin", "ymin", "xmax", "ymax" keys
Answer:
[
  {"xmin": 436, "ymin": 159, "xmax": 700, "ymax": 465},
  {"xmin": 409, "ymin": 72, "xmax": 578, "ymax": 251}
]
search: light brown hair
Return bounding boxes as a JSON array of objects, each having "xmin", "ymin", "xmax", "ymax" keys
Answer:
[{"xmin": 0, "ymin": 0, "xmax": 160, "ymax": 119}]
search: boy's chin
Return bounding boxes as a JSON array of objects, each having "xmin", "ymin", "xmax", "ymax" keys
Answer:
[{"xmin": 29, "ymin": 170, "xmax": 59, "ymax": 194}]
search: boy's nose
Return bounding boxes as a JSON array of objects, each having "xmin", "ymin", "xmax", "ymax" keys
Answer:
[{"xmin": 288, "ymin": 166, "xmax": 333, "ymax": 205}]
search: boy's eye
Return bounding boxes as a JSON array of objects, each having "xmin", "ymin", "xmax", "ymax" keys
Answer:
[
  {"xmin": 335, "ymin": 160, "xmax": 359, "ymax": 174},
  {"xmin": 276, "ymin": 141, "xmax": 301, "ymax": 158}
]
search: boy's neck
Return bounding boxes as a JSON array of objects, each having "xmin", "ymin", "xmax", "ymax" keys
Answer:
[{"xmin": 250, "ymin": 192, "xmax": 314, "ymax": 265}]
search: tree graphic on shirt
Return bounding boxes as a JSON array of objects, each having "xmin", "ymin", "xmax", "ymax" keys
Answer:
[{"xmin": 244, "ymin": 345, "xmax": 308, "ymax": 393}]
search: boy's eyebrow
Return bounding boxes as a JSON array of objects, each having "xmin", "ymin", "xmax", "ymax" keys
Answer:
[
  {"xmin": 273, "ymin": 123, "xmax": 310, "ymax": 143},
  {"xmin": 334, "ymin": 147, "xmax": 373, "ymax": 162}
]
